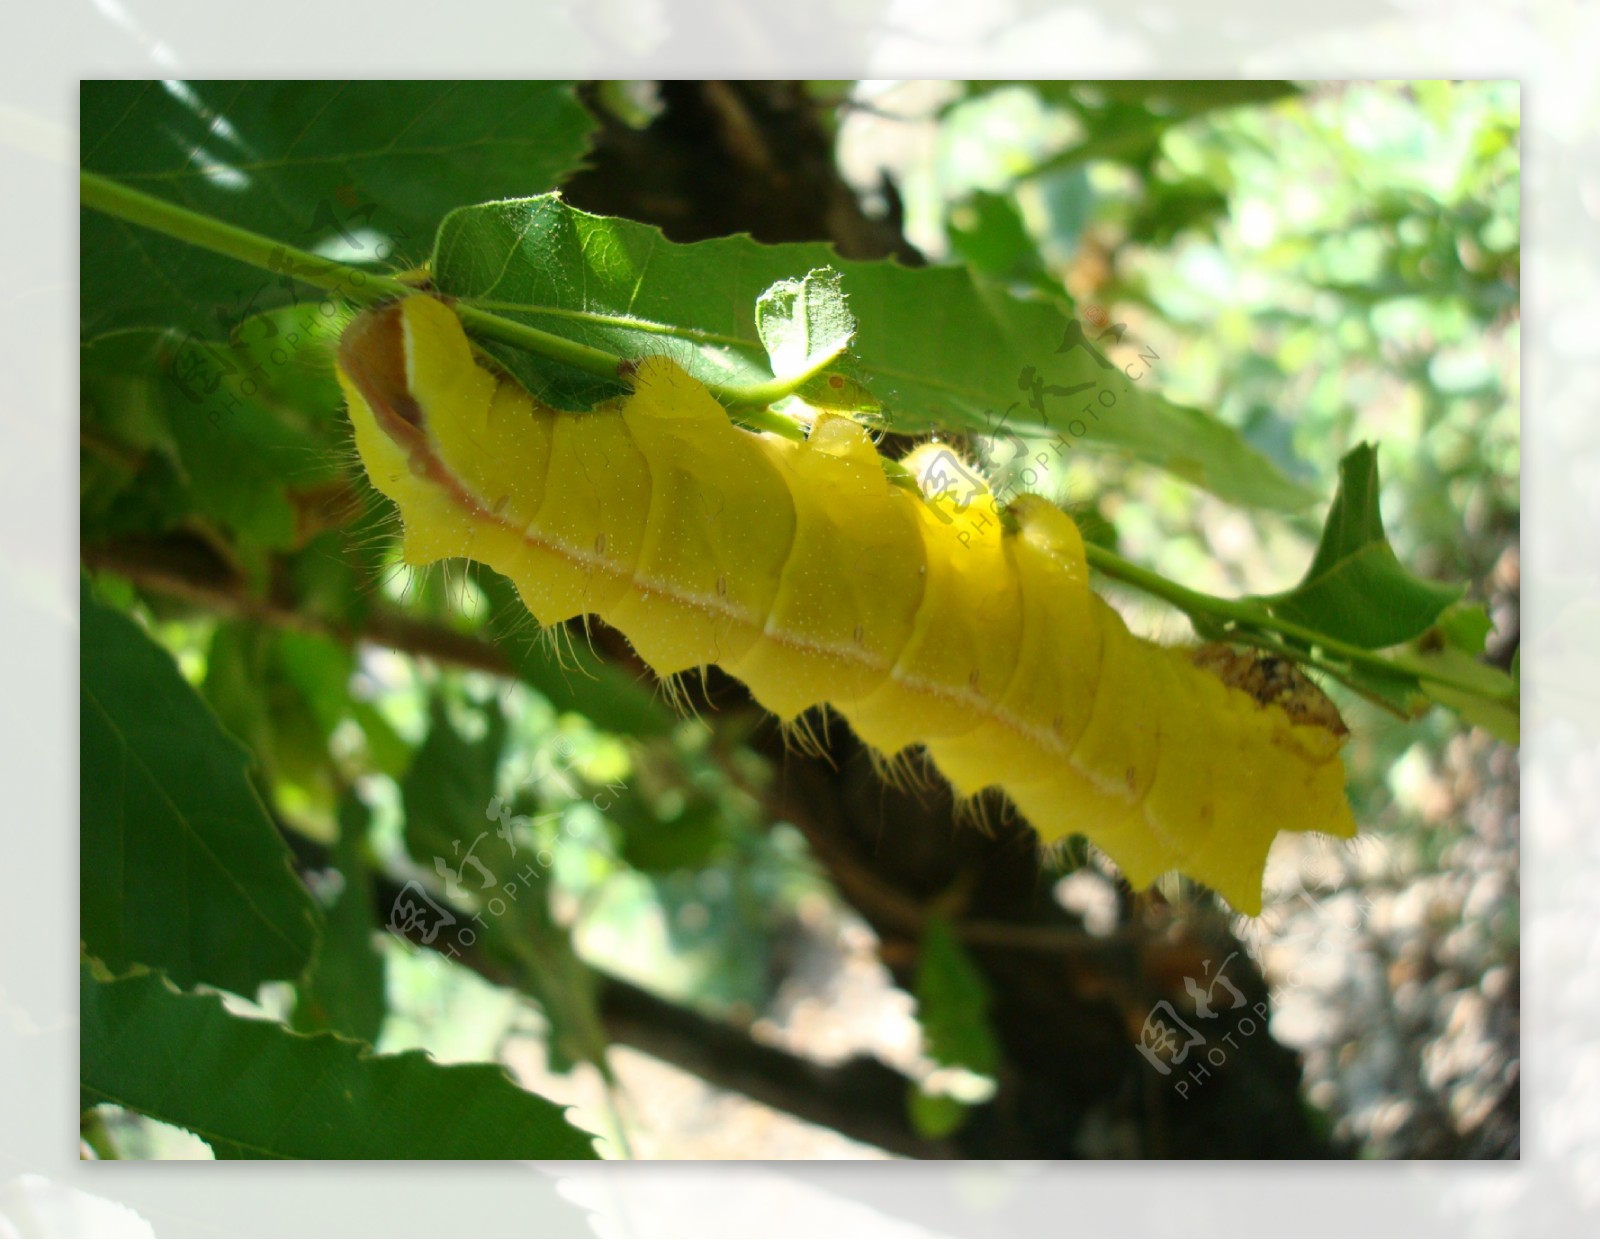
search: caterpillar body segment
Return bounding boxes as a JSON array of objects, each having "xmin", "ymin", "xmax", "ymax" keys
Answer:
[
  {"xmin": 724, "ymin": 414, "xmax": 928, "ymax": 718},
  {"xmin": 610, "ymin": 363, "xmax": 798, "ymax": 675},
  {"xmin": 338, "ymin": 296, "xmax": 1358, "ymax": 915}
]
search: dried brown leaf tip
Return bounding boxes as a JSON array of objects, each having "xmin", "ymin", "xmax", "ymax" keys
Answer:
[{"xmin": 1191, "ymin": 644, "xmax": 1349, "ymax": 737}]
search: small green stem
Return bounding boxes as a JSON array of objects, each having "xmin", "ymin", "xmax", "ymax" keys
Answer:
[
  {"xmin": 718, "ymin": 345, "xmax": 848, "ymax": 409},
  {"xmin": 725, "ymin": 404, "xmax": 808, "ymax": 440},
  {"xmin": 452, "ymin": 303, "xmax": 637, "ymax": 383},
  {"xmin": 1084, "ymin": 543, "xmax": 1236, "ymax": 627},
  {"xmin": 81, "ymin": 170, "xmax": 413, "ymax": 305},
  {"xmin": 1084, "ymin": 543, "xmax": 1494, "ymax": 699}
]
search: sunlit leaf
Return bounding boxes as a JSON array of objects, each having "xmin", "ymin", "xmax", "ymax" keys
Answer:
[
  {"xmin": 82, "ymin": 81, "xmax": 596, "ymax": 338},
  {"xmin": 755, "ymin": 267, "xmax": 855, "ymax": 380},
  {"xmin": 431, "ymin": 195, "xmax": 1316, "ymax": 511},
  {"xmin": 1259, "ymin": 444, "xmax": 1462, "ymax": 647}
]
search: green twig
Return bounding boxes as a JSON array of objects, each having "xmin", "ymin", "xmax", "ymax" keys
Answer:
[
  {"xmin": 81, "ymin": 170, "xmax": 413, "ymax": 305},
  {"xmin": 1083, "ymin": 543, "xmax": 1496, "ymax": 701},
  {"xmin": 79, "ymin": 171, "xmax": 807, "ymax": 436}
]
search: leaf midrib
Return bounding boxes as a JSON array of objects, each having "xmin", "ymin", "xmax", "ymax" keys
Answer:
[{"xmin": 82, "ymin": 683, "xmax": 310, "ymax": 965}]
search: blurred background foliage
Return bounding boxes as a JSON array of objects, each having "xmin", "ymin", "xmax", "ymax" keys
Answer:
[{"xmin": 80, "ymin": 80, "xmax": 1517, "ymax": 1161}]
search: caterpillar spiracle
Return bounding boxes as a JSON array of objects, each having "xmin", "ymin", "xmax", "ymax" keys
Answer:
[{"xmin": 337, "ymin": 295, "xmax": 1358, "ymax": 915}]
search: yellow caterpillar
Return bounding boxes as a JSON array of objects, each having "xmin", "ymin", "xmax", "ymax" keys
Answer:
[{"xmin": 337, "ymin": 295, "xmax": 1357, "ymax": 915}]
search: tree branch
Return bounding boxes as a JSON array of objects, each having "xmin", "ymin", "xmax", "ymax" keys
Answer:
[
  {"xmin": 278, "ymin": 827, "xmax": 953, "ymax": 1159},
  {"xmin": 83, "ymin": 533, "xmax": 517, "ymax": 678},
  {"xmin": 596, "ymin": 974, "xmax": 949, "ymax": 1159}
]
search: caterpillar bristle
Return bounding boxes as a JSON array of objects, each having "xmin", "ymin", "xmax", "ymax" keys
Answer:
[
  {"xmin": 867, "ymin": 745, "xmax": 941, "ymax": 798},
  {"xmin": 949, "ymin": 786, "xmax": 1016, "ymax": 839},
  {"xmin": 573, "ymin": 611, "xmax": 601, "ymax": 660},
  {"xmin": 542, "ymin": 622, "xmax": 589, "ymax": 676},
  {"xmin": 678, "ymin": 666, "xmax": 712, "ymax": 726},
  {"xmin": 1037, "ymin": 832, "xmax": 1091, "ymax": 878},
  {"xmin": 442, "ymin": 559, "xmax": 473, "ymax": 617},
  {"xmin": 526, "ymin": 620, "xmax": 562, "ymax": 665},
  {"xmin": 948, "ymin": 789, "xmax": 990, "ymax": 837},
  {"xmin": 778, "ymin": 707, "xmax": 839, "ymax": 768},
  {"xmin": 654, "ymin": 670, "xmax": 702, "ymax": 721},
  {"xmin": 489, "ymin": 597, "xmax": 541, "ymax": 647},
  {"xmin": 368, "ymin": 557, "xmax": 424, "ymax": 611}
]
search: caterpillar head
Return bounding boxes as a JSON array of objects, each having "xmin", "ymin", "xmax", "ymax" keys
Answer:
[
  {"xmin": 336, "ymin": 296, "xmax": 503, "ymax": 567},
  {"xmin": 337, "ymin": 299, "xmax": 429, "ymax": 446}
]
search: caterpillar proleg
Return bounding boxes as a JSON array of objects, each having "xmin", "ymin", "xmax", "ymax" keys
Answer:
[{"xmin": 337, "ymin": 295, "xmax": 1357, "ymax": 915}]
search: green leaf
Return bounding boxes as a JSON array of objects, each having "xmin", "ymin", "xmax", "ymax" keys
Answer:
[
  {"xmin": 80, "ymin": 577, "xmax": 320, "ymax": 993},
  {"xmin": 81, "ymin": 327, "xmax": 344, "ymax": 566},
  {"xmin": 1259, "ymin": 443, "xmax": 1462, "ymax": 647},
  {"xmin": 199, "ymin": 623, "xmax": 277, "ymax": 779},
  {"xmin": 81, "ymin": 960, "xmax": 598, "ymax": 1159},
  {"xmin": 351, "ymin": 700, "xmax": 416, "ymax": 781},
  {"xmin": 1433, "ymin": 601, "xmax": 1496, "ymax": 653},
  {"xmin": 1289, "ymin": 599, "xmax": 1518, "ymax": 741},
  {"xmin": 1388, "ymin": 607, "xmax": 1519, "ymax": 744},
  {"xmin": 431, "ymin": 195, "xmax": 1315, "ymax": 511},
  {"xmin": 1324, "ymin": 656, "xmax": 1429, "ymax": 719},
  {"xmin": 948, "ymin": 191, "xmax": 1040, "ymax": 276},
  {"xmin": 292, "ymin": 796, "xmax": 387, "ymax": 1044},
  {"xmin": 1127, "ymin": 176, "xmax": 1231, "ymax": 246},
  {"xmin": 1406, "ymin": 659, "xmax": 1520, "ymax": 745},
  {"xmin": 610, "ymin": 792, "xmax": 725, "ymax": 875},
  {"xmin": 400, "ymin": 696, "xmax": 508, "ymax": 872},
  {"xmin": 789, "ymin": 366, "xmax": 883, "ymax": 416},
  {"xmin": 82, "ymin": 81, "xmax": 596, "ymax": 339},
  {"xmin": 755, "ymin": 267, "xmax": 855, "ymax": 380},
  {"xmin": 202, "ymin": 622, "xmax": 351, "ymax": 826},
  {"xmin": 496, "ymin": 888, "xmax": 612, "ymax": 1078},
  {"xmin": 276, "ymin": 630, "xmax": 359, "ymax": 741},
  {"xmin": 914, "ymin": 917, "xmax": 998, "ymax": 1078},
  {"xmin": 946, "ymin": 190, "xmax": 1066, "ymax": 298}
]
